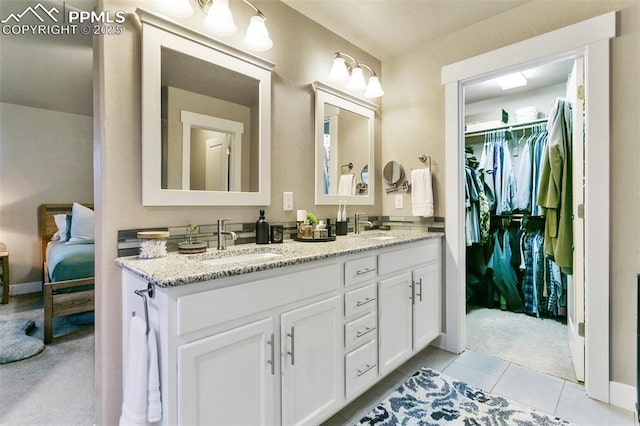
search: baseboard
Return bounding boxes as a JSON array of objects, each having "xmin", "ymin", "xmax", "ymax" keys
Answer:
[
  {"xmin": 5, "ymin": 281, "xmax": 42, "ymax": 296},
  {"xmin": 610, "ymin": 380, "xmax": 637, "ymax": 413}
]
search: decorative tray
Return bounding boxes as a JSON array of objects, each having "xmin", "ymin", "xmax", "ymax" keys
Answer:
[{"xmin": 293, "ymin": 236, "xmax": 336, "ymax": 243}]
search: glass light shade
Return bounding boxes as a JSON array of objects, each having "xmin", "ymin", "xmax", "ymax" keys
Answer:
[
  {"xmin": 364, "ymin": 76, "xmax": 384, "ymax": 98},
  {"xmin": 329, "ymin": 57, "xmax": 349, "ymax": 83},
  {"xmin": 206, "ymin": 0, "xmax": 237, "ymax": 36},
  {"xmin": 244, "ymin": 15, "xmax": 273, "ymax": 51},
  {"xmin": 347, "ymin": 66, "xmax": 367, "ymax": 92},
  {"xmin": 155, "ymin": 0, "xmax": 194, "ymax": 17}
]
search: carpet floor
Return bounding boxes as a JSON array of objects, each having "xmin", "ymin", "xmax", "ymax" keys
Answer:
[
  {"xmin": 358, "ymin": 367, "xmax": 569, "ymax": 425},
  {"xmin": 0, "ymin": 293, "xmax": 95, "ymax": 425},
  {"xmin": 466, "ymin": 305, "xmax": 577, "ymax": 382}
]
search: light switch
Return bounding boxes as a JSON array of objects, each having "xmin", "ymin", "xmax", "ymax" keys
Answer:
[
  {"xmin": 395, "ymin": 194, "xmax": 404, "ymax": 209},
  {"xmin": 283, "ymin": 192, "xmax": 294, "ymax": 211}
]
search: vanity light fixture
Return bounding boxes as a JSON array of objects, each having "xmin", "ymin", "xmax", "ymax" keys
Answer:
[
  {"xmin": 156, "ymin": 0, "xmax": 273, "ymax": 51},
  {"xmin": 196, "ymin": 0, "xmax": 273, "ymax": 51},
  {"xmin": 329, "ymin": 52, "xmax": 384, "ymax": 99}
]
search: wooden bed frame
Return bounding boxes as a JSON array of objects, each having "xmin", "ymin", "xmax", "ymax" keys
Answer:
[{"xmin": 38, "ymin": 204, "xmax": 95, "ymax": 343}]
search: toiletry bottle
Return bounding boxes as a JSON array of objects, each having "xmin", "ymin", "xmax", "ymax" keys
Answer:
[
  {"xmin": 342, "ymin": 201, "xmax": 347, "ymax": 223},
  {"xmin": 256, "ymin": 209, "xmax": 269, "ymax": 244},
  {"xmin": 336, "ymin": 202, "xmax": 342, "ymax": 222},
  {"xmin": 326, "ymin": 218, "xmax": 332, "ymax": 238}
]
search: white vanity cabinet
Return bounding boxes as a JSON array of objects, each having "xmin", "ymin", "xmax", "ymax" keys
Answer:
[
  {"xmin": 120, "ymin": 235, "xmax": 443, "ymax": 426},
  {"xmin": 377, "ymin": 238, "xmax": 442, "ymax": 375}
]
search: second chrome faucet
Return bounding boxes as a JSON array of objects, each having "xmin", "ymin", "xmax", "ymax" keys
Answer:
[{"xmin": 217, "ymin": 218, "xmax": 238, "ymax": 250}]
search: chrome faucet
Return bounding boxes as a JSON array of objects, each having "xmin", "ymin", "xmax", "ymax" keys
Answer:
[
  {"xmin": 217, "ymin": 218, "xmax": 238, "ymax": 250},
  {"xmin": 354, "ymin": 213, "xmax": 373, "ymax": 234}
]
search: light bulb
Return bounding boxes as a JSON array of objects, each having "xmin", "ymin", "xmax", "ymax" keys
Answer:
[
  {"xmin": 364, "ymin": 76, "xmax": 384, "ymax": 98},
  {"xmin": 206, "ymin": 0, "xmax": 237, "ymax": 36},
  {"xmin": 244, "ymin": 15, "xmax": 273, "ymax": 51},
  {"xmin": 347, "ymin": 66, "xmax": 366, "ymax": 92},
  {"xmin": 329, "ymin": 57, "xmax": 349, "ymax": 83},
  {"xmin": 154, "ymin": 0, "xmax": 194, "ymax": 17}
]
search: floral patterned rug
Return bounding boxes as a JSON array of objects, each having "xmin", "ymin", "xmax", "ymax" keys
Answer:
[{"xmin": 358, "ymin": 368, "xmax": 570, "ymax": 425}]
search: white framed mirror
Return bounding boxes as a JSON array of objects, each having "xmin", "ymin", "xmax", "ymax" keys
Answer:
[
  {"xmin": 314, "ymin": 82, "xmax": 376, "ymax": 205},
  {"xmin": 139, "ymin": 9, "xmax": 275, "ymax": 206}
]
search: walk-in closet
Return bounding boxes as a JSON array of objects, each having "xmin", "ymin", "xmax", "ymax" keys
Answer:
[{"xmin": 463, "ymin": 58, "xmax": 583, "ymax": 382}]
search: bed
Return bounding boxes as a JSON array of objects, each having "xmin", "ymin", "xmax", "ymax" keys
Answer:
[{"xmin": 38, "ymin": 203, "xmax": 95, "ymax": 343}]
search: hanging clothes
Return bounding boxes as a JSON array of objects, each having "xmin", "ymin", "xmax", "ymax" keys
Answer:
[
  {"xmin": 514, "ymin": 134, "xmax": 532, "ymax": 211},
  {"xmin": 537, "ymin": 99, "xmax": 573, "ymax": 275},
  {"xmin": 487, "ymin": 231, "xmax": 524, "ymax": 312}
]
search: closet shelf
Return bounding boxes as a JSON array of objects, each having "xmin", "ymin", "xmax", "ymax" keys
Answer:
[{"xmin": 464, "ymin": 117, "xmax": 548, "ymax": 139}]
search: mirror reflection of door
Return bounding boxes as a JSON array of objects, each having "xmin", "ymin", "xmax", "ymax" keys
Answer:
[
  {"xmin": 323, "ymin": 103, "xmax": 369, "ymax": 195},
  {"xmin": 190, "ymin": 127, "xmax": 235, "ymax": 191}
]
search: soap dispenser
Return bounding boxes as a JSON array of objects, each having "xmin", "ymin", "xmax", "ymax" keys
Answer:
[{"xmin": 256, "ymin": 209, "xmax": 269, "ymax": 244}]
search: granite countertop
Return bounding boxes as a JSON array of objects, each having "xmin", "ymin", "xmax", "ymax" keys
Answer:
[{"xmin": 116, "ymin": 230, "xmax": 444, "ymax": 288}]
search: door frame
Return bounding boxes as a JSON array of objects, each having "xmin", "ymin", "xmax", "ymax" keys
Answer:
[{"xmin": 441, "ymin": 12, "xmax": 614, "ymax": 402}]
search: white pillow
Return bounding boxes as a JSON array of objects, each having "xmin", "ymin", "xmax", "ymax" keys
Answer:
[
  {"xmin": 52, "ymin": 214, "xmax": 69, "ymax": 242},
  {"xmin": 66, "ymin": 202, "xmax": 94, "ymax": 245}
]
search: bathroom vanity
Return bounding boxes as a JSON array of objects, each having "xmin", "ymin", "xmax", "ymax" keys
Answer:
[{"xmin": 118, "ymin": 231, "xmax": 443, "ymax": 425}]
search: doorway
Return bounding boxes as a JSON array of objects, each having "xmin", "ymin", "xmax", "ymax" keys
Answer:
[
  {"xmin": 462, "ymin": 57, "xmax": 580, "ymax": 382},
  {"xmin": 441, "ymin": 13, "xmax": 614, "ymax": 402}
]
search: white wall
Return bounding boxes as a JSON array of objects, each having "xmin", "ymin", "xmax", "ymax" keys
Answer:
[
  {"xmin": 382, "ymin": 0, "xmax": 639, "ymax": 389},
  {"xmin": 0, "ymin": 103, "xmax": 93, "ymax": 287}
]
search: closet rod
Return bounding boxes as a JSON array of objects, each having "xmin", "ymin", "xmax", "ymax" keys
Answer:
[{"xmin": 464, "ymin": 118, "xmax": 548, "ymax": 138}]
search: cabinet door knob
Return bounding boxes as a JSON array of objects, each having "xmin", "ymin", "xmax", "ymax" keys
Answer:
[{"xmin": 287, "ymin": 327, "xmax": 295, "ymax": 366}]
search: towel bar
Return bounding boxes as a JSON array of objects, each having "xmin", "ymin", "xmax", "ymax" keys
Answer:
[{"xmin": 133, "ymin": 283, "xmax": 154, "ymax": 335}]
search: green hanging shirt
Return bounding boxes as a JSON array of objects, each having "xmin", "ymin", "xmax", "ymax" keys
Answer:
[{"xmin": 537, "ymin": 100, "xmax": 573, "ymax": 275}]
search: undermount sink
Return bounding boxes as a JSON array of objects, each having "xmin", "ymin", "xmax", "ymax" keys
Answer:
[{"xmin": 200, "ymin": 251, "xmax": 283, "ymax": 266}]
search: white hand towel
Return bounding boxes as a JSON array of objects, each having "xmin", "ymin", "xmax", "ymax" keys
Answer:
[
  {"xmin": 411, "ymin": 168, "xmax": 434, "ymax": 217},
  {"xmin": 120, "ymin": 316, "xmax": 162, "ymax": 426},
  {"xmin": 338, "ymin": 174, "xmax": 356, "ymax": 196},
  {"xmin": 147, "ymin": 329, "xmax": 162, "ymax": 422}
]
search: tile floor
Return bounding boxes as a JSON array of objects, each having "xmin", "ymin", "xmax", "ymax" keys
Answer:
[{"xmin": 322, "ymin": 346, "xmax": 636, "ymax": 425}]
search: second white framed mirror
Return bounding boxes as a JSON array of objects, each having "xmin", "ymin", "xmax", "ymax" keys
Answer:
[{"xmin": 314, "ymin": 81, "xmax": 376, "ymax": 205}]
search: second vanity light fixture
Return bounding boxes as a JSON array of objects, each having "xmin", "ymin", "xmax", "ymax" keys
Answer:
[
  {"xmin": 155, "ymin": 0, "xmax": 273, "ymax": 51},
  {"xmin": 329, "ymin": 52, "xmax": 384, "ymax": 99}
]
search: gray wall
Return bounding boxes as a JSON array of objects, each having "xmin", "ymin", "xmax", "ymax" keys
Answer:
[
  {"xmin": 94, "ymin": 0, "xmax": 381, "ymax": 423},
  {"xmin": 0, "ymin": 0, "xmax": 94, "ymax": 288},
  {"xmin": 381, "ymin": 0, "xmax": 640, "ymax": 388}
]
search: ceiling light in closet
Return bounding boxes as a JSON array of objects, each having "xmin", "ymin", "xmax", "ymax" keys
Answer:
[
  {"xmin": 329, "ymin": 52, "xmax": 384, "ymax": 99},
  {"xmin": 495, "ymin": 72, "xmax": 527, "ymax": 90}
]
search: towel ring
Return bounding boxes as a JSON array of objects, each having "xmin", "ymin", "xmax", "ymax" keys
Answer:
[{"xmin": 341, "ymin": 162, "xmax": 353, "ymax": 172}]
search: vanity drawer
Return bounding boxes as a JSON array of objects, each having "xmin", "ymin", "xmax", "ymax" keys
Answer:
[
  {"xmin": 378, "ymin": 239, "xmax": 440, "ymax": 276},
  {"xmin": 345, "ymin": 312, "xmax": 377, "ymax": 349},
  {"xmin": 344, "ymin": 256, "xmax": 377, "ymax": 287},
  {"xmin": 345, "ymin": 339, "xmax": 378, "ymax": 398},
  {"xmin": 344, "ymin": 284, "xmax": 377, "ymax": 318},
  {"xmin": 177, "ymin": 263, "xmax": 340, "ymax": 336}
]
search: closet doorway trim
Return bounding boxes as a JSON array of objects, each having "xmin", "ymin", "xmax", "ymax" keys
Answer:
[{"xmin": 441, "ymin": 12, "xmax": 614, "ymax": 403}]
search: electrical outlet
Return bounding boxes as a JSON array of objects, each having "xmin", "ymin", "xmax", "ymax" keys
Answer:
[
  {"xmin": 283, "ymin": 192, "xmax": 294, "ymax": 211},
  {"xmin": 395, "ymin": 194, "xmax": 404, "ymax": 209}
]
